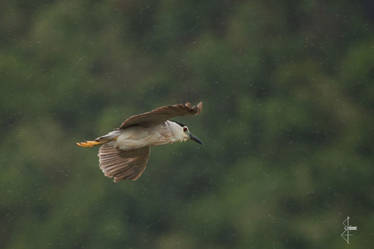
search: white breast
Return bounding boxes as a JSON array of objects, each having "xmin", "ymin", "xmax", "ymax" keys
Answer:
[{"xmin": 114, "ymin": 121, "xmax": 183, "ymax": 151}]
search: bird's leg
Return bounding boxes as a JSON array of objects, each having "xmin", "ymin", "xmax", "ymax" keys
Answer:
[
  {"xmin": 77, "ymin": 130, "xmax": 120, "ymax": 148},
  {"xmin": 76, "ymin": 140, "xmax": 104, "ymax": 147}
]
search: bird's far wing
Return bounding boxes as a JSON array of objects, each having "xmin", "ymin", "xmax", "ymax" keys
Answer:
[
  {"xmin": 98, "ymin": 143, "xmax": 151, "ymax": 182},
  {"xmin": 119, "ymin": 101, "xmax": 203, "ymax": 129}
]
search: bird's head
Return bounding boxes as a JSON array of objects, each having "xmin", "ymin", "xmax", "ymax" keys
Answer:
[{"xmin": 173, "ymin": 121, "xmax": 202, "ymax": 144}]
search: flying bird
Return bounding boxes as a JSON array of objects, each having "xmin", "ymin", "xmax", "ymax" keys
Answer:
[{"xmin": 76, "ymin": 102, "xmax": 203, "ymax": 182}]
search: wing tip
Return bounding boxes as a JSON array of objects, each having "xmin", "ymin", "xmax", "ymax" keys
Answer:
[
  {"xmin": 187, "ymin": 101, "xmax": 202, "ymax": 114},
  {"xmin": 196, "ymin": 101, "xmax": 203, "ymax": 114}
]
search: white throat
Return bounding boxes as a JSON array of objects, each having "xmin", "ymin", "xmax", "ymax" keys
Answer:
[{"xmin": 166, "ymin": 121, "xmax": 188, "ymax": 142}]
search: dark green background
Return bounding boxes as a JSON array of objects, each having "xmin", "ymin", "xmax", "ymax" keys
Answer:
[{"xmin": 1, "ymin": 1, "xmax": 373, "ymax": 248}]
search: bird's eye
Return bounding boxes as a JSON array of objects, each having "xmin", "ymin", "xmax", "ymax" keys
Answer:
[{"xmin": 183, "ymin": 127, "xmax": 188, "ymax": 132}]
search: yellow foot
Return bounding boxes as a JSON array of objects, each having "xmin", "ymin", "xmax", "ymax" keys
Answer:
[{"xmin": 76, "ymin": 140, "xmax": 102, "ymax": 148}]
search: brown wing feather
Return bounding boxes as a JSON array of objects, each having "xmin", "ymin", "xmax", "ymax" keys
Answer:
[
  {"xmin": 119, "ymin": 101, "xmax": 203, "ymax": 129},
  {"xmin": 98, "ymin": 143, "xmax": 151, "ymax": 182}
]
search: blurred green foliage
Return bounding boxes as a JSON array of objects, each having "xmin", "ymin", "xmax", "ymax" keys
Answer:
[{"xmin": 1, "ymin": 0, "xmax": 373, "ymax": 248}]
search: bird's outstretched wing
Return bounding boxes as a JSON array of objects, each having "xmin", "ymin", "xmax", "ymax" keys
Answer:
[
  {"xmin": 119, "ymin": 101, "xmax": 203, "ymax": 129},
  {"xmin": 98, "ymin": 143, "xmax": 150, "ymax": 182}
]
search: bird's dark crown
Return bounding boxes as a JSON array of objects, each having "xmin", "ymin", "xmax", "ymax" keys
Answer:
[{"xmin": 171, "ymin": 120, "xmax": 186, "ymax": 127}]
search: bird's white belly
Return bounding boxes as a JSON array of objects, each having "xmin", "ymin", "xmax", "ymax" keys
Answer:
[{"xmin": 114, "ymin": 125, "xmax": 173, "ymax": 151}]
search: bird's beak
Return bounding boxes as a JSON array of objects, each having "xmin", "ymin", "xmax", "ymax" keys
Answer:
[{"xmin": 189, "ymin": 132, "xmax": 203, "ymax": 145}]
